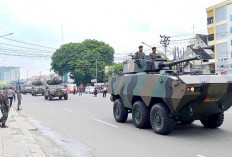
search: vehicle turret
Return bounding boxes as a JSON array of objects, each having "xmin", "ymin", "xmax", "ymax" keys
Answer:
[{"xmin": 123, "ymin": 55, "xmax": 201, "ymax": 74}]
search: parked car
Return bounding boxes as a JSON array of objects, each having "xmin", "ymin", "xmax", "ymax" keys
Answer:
[{"xmin": 85, "ymin": 86, "xmax": 95, "ymax": 94}]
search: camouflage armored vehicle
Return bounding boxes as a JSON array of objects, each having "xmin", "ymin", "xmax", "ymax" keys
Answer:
[
  {"xmin": 32, "ymin": 85, "xmax": 45, "ymax": 96},
  {"xmin": 31, "ymin": 80, "xmax": 45, "ymax": 96},
  {"xmin": 108, "ymin": 55, "xmax": 232, "ymax": 135},
  {"xmin": 44, "ymin": 84, "xmax": 68, "ymax": 100},
  {"xmin": 44, "ymin": 77, "xmax": 68, "ymax": 101},
  {"xmin": 22, "ymin": 85, "xmax": 32, "ymax": 94}
]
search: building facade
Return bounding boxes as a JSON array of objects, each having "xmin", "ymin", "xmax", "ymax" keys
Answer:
[
  {"xmin": 184, "ymin": 34, "xmax": 215, "ymax": 73},
  {"xmin": 0, "ymin": 67, "xmax": 20, "ymax": 83},
  {"xmin": 207, "ymin": 0, "xmax": 232, "ymax": 74}
]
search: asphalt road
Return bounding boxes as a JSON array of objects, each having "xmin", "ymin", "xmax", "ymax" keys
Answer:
[{"xmin": 12, "ymin": 93, "xmax": 232, "ymax": 157}]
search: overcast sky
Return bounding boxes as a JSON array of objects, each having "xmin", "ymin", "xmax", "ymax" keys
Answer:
[{"xmin": 0, "ymin": 0, "xmax": 223, "ymax": 79}]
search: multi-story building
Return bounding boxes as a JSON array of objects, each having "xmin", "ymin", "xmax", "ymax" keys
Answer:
[
  {"xmin": 0, "ymin": 67, "xmax": 20, "ymax": 83},
  {"xmin": 206, "ymin": 0, "xmax": 232, "ymax": 74}
]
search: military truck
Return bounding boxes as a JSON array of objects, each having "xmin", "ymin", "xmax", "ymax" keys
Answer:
[
  {"xmin": 32, "ymin": 85, "xmax": 45, "ymax": 96},
  {"xmin": 44, "ymin": 84, "xmax": 68, "ymax": 101},
  {"xmin": 108, "ymin": 55, "xmax": 232, "ymax": 135}
]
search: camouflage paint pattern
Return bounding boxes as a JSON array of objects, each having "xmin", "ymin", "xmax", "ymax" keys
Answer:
[{"xmin": 108, "ymin": 56, "xmax": 232, "ymax": 120}]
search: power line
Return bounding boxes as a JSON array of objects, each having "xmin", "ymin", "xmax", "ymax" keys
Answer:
[
  {"xmin": 0, "ymin": 43, "xmax": 54, "ymax": 53},
  {"xmin": 0, "ymin": 37, "xmax": 58, "ymax": 50}
]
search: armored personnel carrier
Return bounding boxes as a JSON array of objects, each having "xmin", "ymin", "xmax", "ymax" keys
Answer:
[
  {"xmin": 108, "ymin": 55, "xmax": 232, "ymax": 135},
  {"xmin": 31, "ymin": 80, "xmax": 45, "ymax": 96},
  {"xmin": 44, "ymin": 77, "xmax": 68, "ymax": 101}
]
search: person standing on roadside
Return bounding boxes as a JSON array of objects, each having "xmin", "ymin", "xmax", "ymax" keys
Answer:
[
  {"xmin": 7, "ymin": 87, "xmax": 14, "ymax": 107},
  {"xmin": 0, "ymin": 86, "xmax": 10, "ymax": 128},
  {"xmin": 79, "ymin": 88, "xmax": 82, "ymax": 96},
  {"xmin": 13, "ymin": 87, "xmax": 16, "ymax": 102},
  {"xmin": 17, "ymin": 90, "xmax": 22, "ymax": 110},
  {"xmin": 73, "ymin": 86, "xmax": 76, "ymax": 95},
  {"xmin": 103, "ymin": 86, "xmax": 107, "ymax": 98}
]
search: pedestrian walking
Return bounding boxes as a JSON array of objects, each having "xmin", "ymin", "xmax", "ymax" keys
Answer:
[
  {"xmin": 73, "ymin": 86, "xmax": 76, "ymax": 95},
  {"xmin": 7, "ymin": 87, "xmax": 14, "ymax": 107},
  {"xmin": 79, "ymin": 88, "xmax": 82, "ymax": 96},
  {"xmin": 103, "ymin": 86, "xmax": 107, "ymax": 98},
  {"xmin": 17, "ymin": 90, "xmax": 22, "ymax": 110},
  {"xmin": 0, "ymin": 86, "xmax": 10, "ymax": 128}
]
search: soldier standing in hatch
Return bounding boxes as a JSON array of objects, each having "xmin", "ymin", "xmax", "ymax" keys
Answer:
[
  {"xmin": 149, "ymin": 47, "xmax": 158, "ymax": 59},
  {"xmin": 135, "ymin": 46, "xmax": 145, "ymax": 59},
  {"xmin": 17, "ymin": 90, "xmax": 22, "ymax": 110},
  {"xmin": 0, "ymin": 86, "xmax": 10, "ymax": 128}
]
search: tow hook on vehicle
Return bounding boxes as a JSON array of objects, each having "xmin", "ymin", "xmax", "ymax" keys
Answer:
[
  {"xmin": 219, "ymin": 104, "xmax": 225, "ymax": 111},
  {"xmin": 189, "ymin": 107, "xmax": 193, "ymax": 116}
]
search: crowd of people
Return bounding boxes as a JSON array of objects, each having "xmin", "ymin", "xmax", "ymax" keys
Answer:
[
  {"xmin": 0, "ymin": 86, "xmax": 22, "ymax": 128},
  {"xmin": 71, "ymin": 85, "xmax": 108, "ymax": 97}
]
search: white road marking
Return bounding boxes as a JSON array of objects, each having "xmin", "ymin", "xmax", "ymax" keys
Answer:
[
  {"xmin": 63, "ymin": 108, "xmax": 74, "ymax": 112},
  {"xmin": 46, "ymin": 103, "xmax": 53, "ymax": 106},
  {"xmin": 197, "ymin": 154, "xmax": 206, "ymax": 157},
  {"xmin": 94, "ymin": 119, "xmax": 118, "ymax": 128}
]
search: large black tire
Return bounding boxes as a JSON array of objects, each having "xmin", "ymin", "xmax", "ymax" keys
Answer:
[
  {"xmin": 49, "ymin": 95, "xmax": 53, "ymax": 101},
  {"xmin": 64, "ymin": 94, "xmax": 68, "ymax": 100},
  {"xmin": 200, "ymin": 112, "xmax": 224, "ymax": 128},
  {"xmin": 44, "ymin": 96, "xmax": 48, "ymax": 100},
  {"xmin": 132, "ymin": 101, "xmax": 150, "ymax": 128},
  {"xmin": 59, "ymin": 96, "xmax": 62, "ymax": 100},
  {"xmin": 150, "ymin": 103, "xmax": 176, "ymax": 135},
  {"xmin": 113, "ymin": 99, "xmax": 128, "ymax": 123}
]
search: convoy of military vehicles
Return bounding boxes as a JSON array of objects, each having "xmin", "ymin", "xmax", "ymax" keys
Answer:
[{"xmin": 108, "ymin": 55, "xmax": 232, "ymax": 135}]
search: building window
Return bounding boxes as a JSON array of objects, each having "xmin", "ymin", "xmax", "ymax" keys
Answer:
[
  {"xmin": 207, "ymin": 17, "xmax": 214, "ymax": 24},
  {"xmin": 230, "ymin": 15, "xmax": 232, "ymax": 21},
  {"xmin": 231, "ymin": 27, "xmax": 232, "ymax": 33},
  {"xmin": 231, "ymin": 52, "xmax": 232, "ymax": 58}
]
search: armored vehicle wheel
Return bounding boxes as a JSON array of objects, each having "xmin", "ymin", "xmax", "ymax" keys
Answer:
[
  {"xmin": 64, "ymin": 94, "xmax": 68, "ymax": 100},
  {"xmin": 150, "ymin": 103, "xmax": 176, "ymax": 135},
  {"xmin": 113, "ymin": 99, "xmax": 128, "ymax": 123},
  {"xmin": 132, "ymin": 101, "xmax": 150, "ymax": 128},
  {"xmin": 59, "ymin": 96, "xmax": 62, "ymax": 100},
  {"xmin": 200, "ymin": 112, "xmax": 224, "ymax": 128},
  {"xmin": 49, "ymin": 95, "xmax": 53, "ymax": 101},
  {"xmin": 44, "ymin": 96, "xmax": 48, "ymax": 100},
  {"xmin": 34, "ymin": 93, "xmax": 37, "ymax": 96}
]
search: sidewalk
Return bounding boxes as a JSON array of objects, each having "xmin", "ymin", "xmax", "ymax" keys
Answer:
[{"xmin": 0, "ymin": 107, "xmax": 67, "ymax": 157}]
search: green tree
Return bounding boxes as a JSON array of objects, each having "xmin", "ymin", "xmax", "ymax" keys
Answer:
[
  {"xmin": 104, "ymin": 63, "xmax": 124, "ymax": 82},
  {"xmin": 51, "ymin": 39, "xmax": 114, "ymax": 85}
]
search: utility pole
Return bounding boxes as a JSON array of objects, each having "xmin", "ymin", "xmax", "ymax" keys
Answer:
[
  {"xmin": 61, "ymin": 25, "xmax": 64, "ymax": 46},
  {"xmin": 160, "ymin": 35, "xmax": 170, "ymax": 59},
  {"xmin": 96, "ymin": 59, "xmax": 98, "ymax": 84}
]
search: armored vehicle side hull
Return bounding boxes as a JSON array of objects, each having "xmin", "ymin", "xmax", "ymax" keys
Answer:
[
  {"xmin": 32, "ymin": 86, "xmax": 45, "ymax": 96},
  {"xmin": 108, "ymin": 74, "xmax": 232, "ymax": 134},
  {"xmin": 44, "ymin": 84, "xmax": 68, "ymax": 101}
]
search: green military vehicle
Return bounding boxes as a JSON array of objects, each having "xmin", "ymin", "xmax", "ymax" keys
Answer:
[
  {"xmin": 31, "ymin": 80, "xmax": 45, "ymax": 96},
  {"xmin": 22, "ymin": 85, "xmax": 32, "ymax": 94},
  {"xmin": 32, "ymin": 85, "xmax": 45, "ymax": 96},
  {"xmin": 108, "ymin": 55, "xmax": 232, "ymax": 135},
  {"xmin": 44, "ymin": 84, "xmax": 68, "ymax": 101}
]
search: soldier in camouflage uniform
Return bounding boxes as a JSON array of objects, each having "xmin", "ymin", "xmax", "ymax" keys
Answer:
[
  {"xmin": 135, "ymin": 46, "xmax": 145, "ymax": 60},
  {"xmin": 149, "ymin": 47, "xmax": 159, "ymax": 59},
  {"xmin": 17, "ymin": 90, "xmax": 22, "ymax": 110},
  {"xmin": 0, "ymin": 86, "xmax": 10, "ymax": 128}
]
